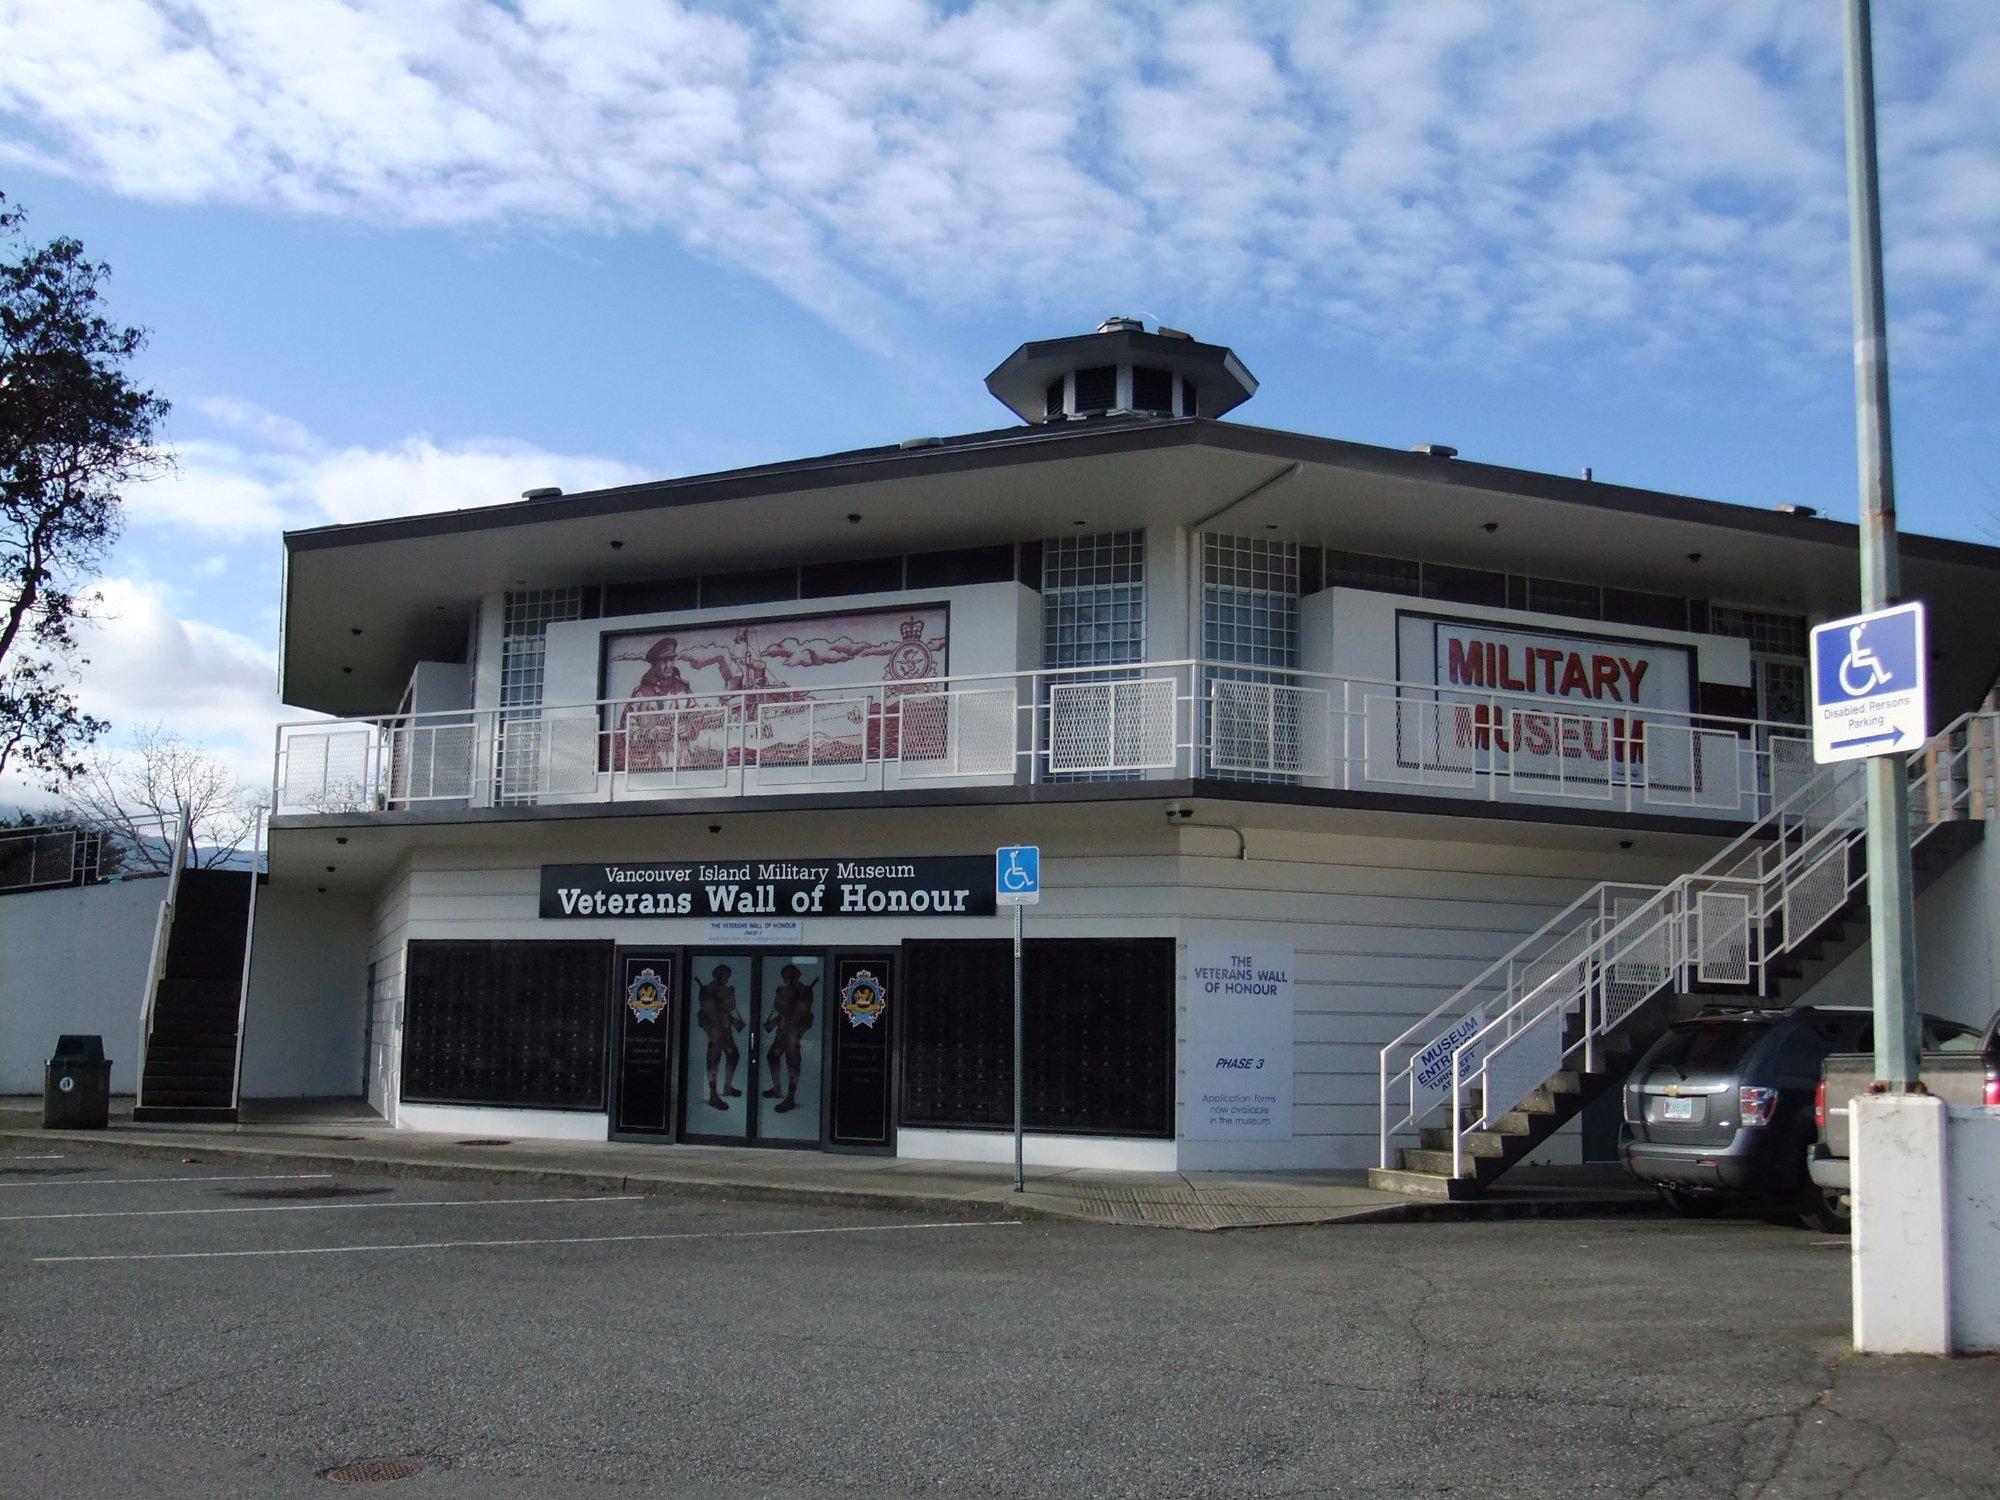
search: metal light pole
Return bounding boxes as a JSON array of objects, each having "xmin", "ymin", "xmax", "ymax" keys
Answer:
[{"xmin": 1842, "ymin": 0, "xmax": 1921, "ymax": 1086}]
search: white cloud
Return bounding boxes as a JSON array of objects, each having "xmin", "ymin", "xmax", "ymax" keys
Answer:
[
  {"xmin": 0, "ymin": 574, "xmax": 284, "ymax": 804},
  {"xmin": 122, "ymin": 407, "xmax": 653, "ymax": 535},
  {"xmin": 0, "ymin": 410, "xmax": 653, "ymax": 802},
  {"xmin": 301, "ymin": 437, "xmax": 650, "ymax": 526},
  {"xmin": 0, "ymin": 1, "xmax": 1993, "ymax": 364}
]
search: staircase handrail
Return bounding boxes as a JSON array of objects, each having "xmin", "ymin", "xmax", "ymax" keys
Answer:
[
  {"xmin": 1376, "ymin": 747, "xmax": 1856, "ymax": 1164},
  {"xmin": 1381, "ymin": 749, "xmax": 1847, "ymax": 1064},
  {"xmin": 225, "ymin": 807, "xmax": 267, "ymax": 1112},
  {"xmin": 1439, "ymin": 710, "xmax": 1990, "ymax": 1176},
  {"xmin": 134, "ymin": 810, "xmax": 195, "ymax": 1111}
]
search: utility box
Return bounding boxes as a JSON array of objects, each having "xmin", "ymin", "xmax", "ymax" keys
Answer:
[{"xmin": 44, "ymin": 1034, "xmax": 111, "ymax": 1129}]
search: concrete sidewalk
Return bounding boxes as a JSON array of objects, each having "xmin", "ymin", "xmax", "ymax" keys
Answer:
[{"xmin": 1, "ymin": 1097, "xmax": 1659, "ymax": 1230}]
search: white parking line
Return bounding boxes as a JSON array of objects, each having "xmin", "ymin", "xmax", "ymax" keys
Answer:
[
  {"xmin": 4, "ymin": 1154, "xmax": 66, "ymax": 1160},
  {"xmin": 36, "ymin": 1218, "xmax": 1027, "ymax": 1264},
  {"xmin": 3, "ymin": 1193, "xmax": 642, "ymax": 1223},
  {"xmin": 0, "ymin": 1172, "xmax": 334, "ymax": 1191}
]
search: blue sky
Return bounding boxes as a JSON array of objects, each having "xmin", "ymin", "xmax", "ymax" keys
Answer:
[{"xmin": 0, "ymin": 0, "xmax": 1995, "ymax": 792}]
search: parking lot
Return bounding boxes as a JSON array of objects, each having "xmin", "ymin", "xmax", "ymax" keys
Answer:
[{"xmin": 3, "ymin": 1143, "xmax": 1993, "ymax": 1498}]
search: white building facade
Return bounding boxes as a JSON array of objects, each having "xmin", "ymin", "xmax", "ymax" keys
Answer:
[{"xmin": 246, "ymin": 322, "xmax": 2000, "ymax": 1176}]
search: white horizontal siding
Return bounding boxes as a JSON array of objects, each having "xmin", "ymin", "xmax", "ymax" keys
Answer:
[{"xmin": 358, "ymin": 814, "xmax": 1709, "ymax": 1170}]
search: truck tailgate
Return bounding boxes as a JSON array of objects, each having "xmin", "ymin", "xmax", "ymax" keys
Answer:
[{"xmin": 1820, "ymin": 1051, "xmax": 1990, "ymax": 1158}]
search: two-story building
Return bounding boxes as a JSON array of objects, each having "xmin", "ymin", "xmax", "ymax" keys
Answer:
[{"xmin": 211, "ymin": 319, "xmax": 2000, "ymax": 1178}]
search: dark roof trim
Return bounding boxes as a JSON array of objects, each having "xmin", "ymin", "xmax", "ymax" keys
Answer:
[
  {"xmin": 284, "ymin": 415, "xmax": 1190, "ymax": 552},
  {"xmin": 269, "ymin": 775, "xmax": 1765, "ymax": 840},
  {"xmin": 283, "ymin": 415, "xmax": 2000, "ymax": 571}
]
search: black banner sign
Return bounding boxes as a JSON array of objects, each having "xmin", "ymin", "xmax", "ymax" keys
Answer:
[{"xmin": 540, "ymin": 858, "xmax": 995, "ymax": 920}]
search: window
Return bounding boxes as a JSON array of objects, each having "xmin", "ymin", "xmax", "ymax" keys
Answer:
[
  {"xmin": 1203, "ymin": 534, "xmax": 1298, "ymax": 669},
  {"xmin": 700, "ymin": 566, "xmax": 798, "ymax": 608},
  {"xmin": 1320, "ymin": 549, "xmax": 1421, "ymax": 598},
  {"xmin": 499, "ymin": 587, "xmax": 586, "ymax": 712},
  {"xmin": 402, "ymin": 941, "xmax": 613, "ymax": 1110},
  {"xmin": 1523, "ymin": 576, "xmax": 1603, "ymax": 621},
  {"xmin": 497, "ymin": 587, "xmax": 586, "ymax": 801},
  {"xmin": 900, "ymin": 938, "xmax": 1174, "ymax": 1137},
  {"xmin": 1042, "ymin": 530, "xmax": 1145, "ymax": 668},
  {"xmin": 1603, "ymin": 587, "xmax": 1691, "ymax": 631},
  {"xmin": 800, "ymin": 554, "xmax": 904, "ymax": 599},
  {"xmin": 1421, "ymin": 563, "xmax": 1508, "ymax": 608},
  {"xmin": 603, "ymin": 578, "xmax": 699, "ymax": 617},
  {"xmin": 906, "ymin": 544, "xmax": 1015, "ymax": 588},
  {"xmin": 1710, "ymin": 606, "xmax": 1809, "ymax": 658}
]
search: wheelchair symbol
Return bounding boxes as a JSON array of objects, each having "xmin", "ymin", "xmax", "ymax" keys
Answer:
[
  {"xmin": 1000, "ymin": 849, "xmax": 1034, "ymax": 890},
  {"xmin": 1838, "ymin": 625, "xmax": 1893, "ymax": 697}
]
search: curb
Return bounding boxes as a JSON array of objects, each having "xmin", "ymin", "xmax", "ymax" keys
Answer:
[
  {"xmin": 1, "ymin": 1127, "xmax": 1076, "ymax": 1225},
  {"xmin": 4, "ymin": 1126, "xmax": 1664, "ymax": 1230}
]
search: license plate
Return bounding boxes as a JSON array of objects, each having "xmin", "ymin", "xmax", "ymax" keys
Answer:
[{"xmin": 1662, "ymin": 1096, "xmax": 1697, "ymax": 1121}]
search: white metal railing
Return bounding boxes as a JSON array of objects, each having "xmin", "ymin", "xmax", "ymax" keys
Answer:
[
  {"xmin": 273, "ymin": 659, "xmax": 1804, "ymax": 823},
  {"xmin": 1378, "ymin": 710, "xmax": 1999, "ymax": 1176},
  {"xmin": 134, "ymin": 811, "xmax": 194, "ymax": 1110},
  {"xmin": 0, "ymin": 823, "xmax": 104, "ymax": 892}
]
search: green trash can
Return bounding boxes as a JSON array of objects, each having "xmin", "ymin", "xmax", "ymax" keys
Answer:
[{"xmin": 44, "ymin": 1035, "xmax": 111, "ymax": 1129}]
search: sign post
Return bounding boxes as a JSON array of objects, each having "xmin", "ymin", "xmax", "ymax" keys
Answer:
[
  {"xmin": 1839, "ymin": 0, "xmax": 1951, "ymax": 1359},
  {"xmin": 1839, "ymin": 0, "xmax": 1922, "ymax": 1091},
  {"xmin": 995, "ymin": 845, "xmax": 1041, "ymax": 1193}
]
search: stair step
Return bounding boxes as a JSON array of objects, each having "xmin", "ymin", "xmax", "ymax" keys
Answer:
[
  {"xmin": 142, "ymin": 1044, "xmax": 235, "ymax": 1066},
  {"xmin": 148, "ymin": 1012, "xmax": 241, "ymax": 1033},
  {"xmin": 1419, "ymin": 1127, "xmax": 1510, "ymax": 1159},
  {"xmin": 1366, "ymin": 1167, "xmax": 1479, "ymax": 1200},
  {"xmin": 132, "ymin": 1104, "xmax": 237, "ymax": 1123},
  {"xmin": 1396, "ymin": 1146, "xmax": 1505, "ymax": 1178}
]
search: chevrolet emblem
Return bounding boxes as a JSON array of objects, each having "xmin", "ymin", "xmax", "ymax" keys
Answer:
[{"xmin": 1666, "ymin": 1084, "xmax": 1681, "ymax": 1098}]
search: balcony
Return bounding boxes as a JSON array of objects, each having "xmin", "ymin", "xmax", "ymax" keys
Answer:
[{"xmin": 272, "ymin": 661, "xmax": 1811, "ymax": 826}]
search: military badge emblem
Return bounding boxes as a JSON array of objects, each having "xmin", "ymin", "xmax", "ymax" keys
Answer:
[
  {"xmin": 839, "ymin": 971, "xmax": 888, "ymax": 1028},
  {"xmin": 625, "ymin": 967, "xmax": 668, "ymax": 1024},
  {"xmin": 884, "ymin": 617, "xmax": 937, "ymax": 680}
]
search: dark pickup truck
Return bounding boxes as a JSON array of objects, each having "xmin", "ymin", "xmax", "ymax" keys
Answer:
[{"xmin": 1808, "ymin": 1007, "xmax": 2000, "ymax": 1225}]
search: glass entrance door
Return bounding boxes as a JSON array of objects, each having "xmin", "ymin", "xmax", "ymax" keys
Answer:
[
  {"xmin": 681, "ymin": 952, "xmax": 826, "ymax": 1146},
  {"xmin": 753, "ymin": 955, "xmax": 825, "ymax": 1143}
]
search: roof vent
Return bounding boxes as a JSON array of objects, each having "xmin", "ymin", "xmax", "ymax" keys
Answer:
[
  {"xmin": 521, "ymin": 486, "xmax": 563, "ymax": 500},
  {"xmin": 1411, "ymin": 444, "xmax": 1459, "ymax": 459},
  {"xmin": 985, "ymin": 321, "xmax": 1257, "ymax": 426},
  {"xmin": 1773, "ymin": 503, "xmax": 1819, "ymax": 518}
]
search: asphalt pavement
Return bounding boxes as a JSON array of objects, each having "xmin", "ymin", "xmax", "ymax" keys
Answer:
[{"xmin": 2, "ymin": 1140, "xmax": 1993, "ymax": 1498}]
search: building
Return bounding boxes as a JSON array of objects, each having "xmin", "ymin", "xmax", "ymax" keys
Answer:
[{"xmin": 172, "ymin": 319, "xmax": 2000, "ymax": 1185}]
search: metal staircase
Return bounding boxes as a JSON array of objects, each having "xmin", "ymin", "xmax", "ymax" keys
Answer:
[
  {"xmin": 1373, "ymin": 711, "xmax": 1997, "ymax": 1199},
  {"xmin": 132, "ymin": 815, "xmax": 261, "ymax": 1123}
]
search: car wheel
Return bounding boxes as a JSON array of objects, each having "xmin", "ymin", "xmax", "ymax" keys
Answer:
[
  {"xmin": 1797, "ymin": 1180, "xmax": 1850, "ymax": 1235},
  {"xmin": 1656, "ymin": 1185, "xmax": 1722, "ymax": 1218}
]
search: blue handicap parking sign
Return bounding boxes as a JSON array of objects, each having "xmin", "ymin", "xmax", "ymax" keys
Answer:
[
  {"xmin": 995, "ymin": 845, "xmax": 1040, "ymax": 905},
  {"xmin": 1808, "ymin": 602, "xmax": 1927, "ymax": 764}
]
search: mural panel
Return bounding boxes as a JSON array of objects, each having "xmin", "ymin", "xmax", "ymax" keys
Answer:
[{"xmin": 600, "ymin": 605, "xmax": 949, "ymax": 772}]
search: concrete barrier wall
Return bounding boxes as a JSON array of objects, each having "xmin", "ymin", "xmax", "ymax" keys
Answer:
[
  {"xmin": 0, "ymin": 877, "xmax": 165, "ymax": 1095},
  {"xmin": 241, "ymin": 885, "xmax": 371, "ymax": 1098},
  {"xmin": 1803, "ymin": 827, "xmax": 1998, "ymax": 1031},
  {"xmin": 1948, "ymin": 1107, "xmax": 2000, "ymax": 1354}
]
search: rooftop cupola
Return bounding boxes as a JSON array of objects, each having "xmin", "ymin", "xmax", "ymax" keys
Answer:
[{"xmin": 984, "ymin": 316, "xmax": 1258, "ymax": 425}]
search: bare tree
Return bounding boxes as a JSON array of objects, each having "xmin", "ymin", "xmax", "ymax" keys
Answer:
[{"xmin": 63, "ymin": 725, "xmax": 260, "ymax": 871}]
